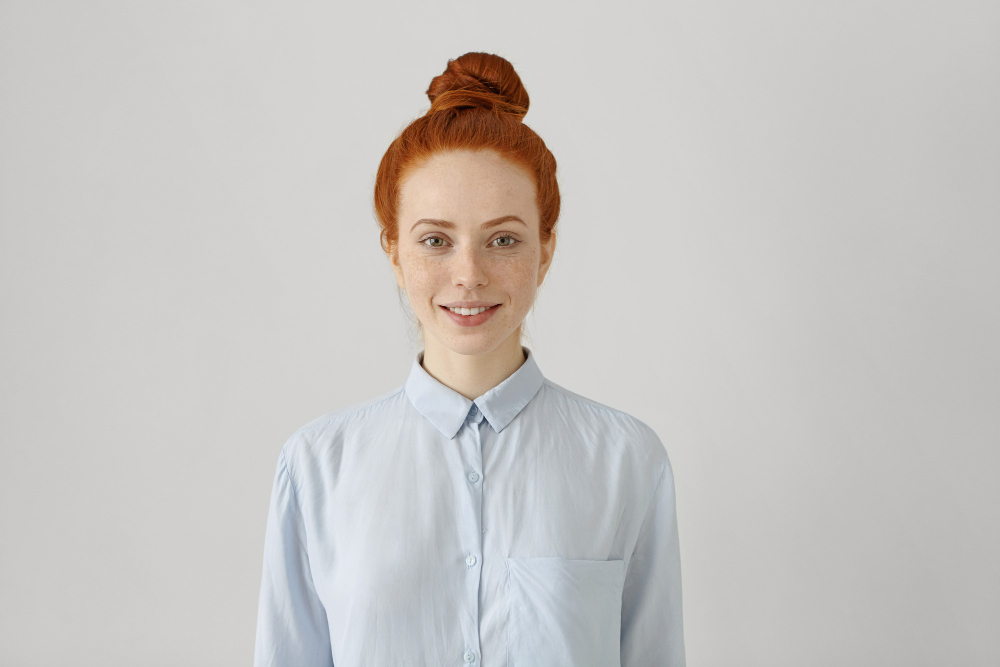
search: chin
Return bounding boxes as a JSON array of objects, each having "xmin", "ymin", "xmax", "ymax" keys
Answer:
[{"xmin": 435, "ymin": 333, "xmax": 504, "ymax": 356}]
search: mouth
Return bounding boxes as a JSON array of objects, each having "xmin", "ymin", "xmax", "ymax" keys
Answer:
[{"xmin": 439, "ymin": 303, "xmax": 501, "ymax": 327}]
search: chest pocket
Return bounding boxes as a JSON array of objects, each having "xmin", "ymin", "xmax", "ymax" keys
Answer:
[{"xmin": 506, "ymin": 556, "xmax": 626, "ymax": 667}]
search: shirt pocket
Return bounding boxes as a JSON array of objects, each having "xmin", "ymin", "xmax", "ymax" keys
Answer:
[{"xmin": 506, "ymin": 556, "xmax": 625, "ymax": 667}]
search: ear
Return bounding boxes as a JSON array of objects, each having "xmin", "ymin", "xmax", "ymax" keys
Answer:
[
  {"xmin": 389, "ymin": 243, "xmax": 406, "ymax": 290},
  {"xmin": 537, "ymin": 231, "xmax": 556, "ymax": 287}
]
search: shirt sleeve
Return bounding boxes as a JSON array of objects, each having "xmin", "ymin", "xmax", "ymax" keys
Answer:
[
  {"xmin": 254, "ymin": 445, "xmax": 335, "ymax": 667},
  {"xmin": 620, "ymin": 456, "xmax": 686, "ymax": 666}
]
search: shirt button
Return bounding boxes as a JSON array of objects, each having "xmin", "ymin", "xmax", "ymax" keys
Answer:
[
  {"xmin": 468, "ymin": 472, "xmax": 479, "ymax": 483},
  {"xmin": 466, "ymin": 555, "xmax": 477, "ymax": 567},
  {"xmin": 464, "ymin": 649, "xmax": 476, "ymax": 662}
]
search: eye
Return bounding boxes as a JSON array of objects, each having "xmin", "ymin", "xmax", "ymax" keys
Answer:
[
  {"xmin": 419, "ymin": 234, "xmax": 521, "ymax": 249},
  {"xmin": 492, "ymin": 233, "xmax": 520, "ymax": 248},
  {"xmin": 421, "ymin": 236, "xmax": 447, "ymax": 248}
]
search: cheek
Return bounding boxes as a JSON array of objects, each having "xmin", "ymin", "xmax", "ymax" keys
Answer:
[
  {"xmin": 493, "ymin": 258, "xmax": 539, "ymax": 297},
  {"xmin": 403, "ymin": 250, "xmax": 539, "ymax": 294},
  {"xmin": 401, "ymin": 255, "xmax": 443, "ymax": 285}
]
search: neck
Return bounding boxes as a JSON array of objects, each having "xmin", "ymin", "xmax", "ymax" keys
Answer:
[{"xmin": 420, "ymin": 330, "xmax": 527, "ymax": 401}]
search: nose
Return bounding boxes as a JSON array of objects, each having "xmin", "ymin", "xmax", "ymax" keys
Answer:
[{"xmin": 452, "ymin": 243, "xmax": 488, "ymax": 289}]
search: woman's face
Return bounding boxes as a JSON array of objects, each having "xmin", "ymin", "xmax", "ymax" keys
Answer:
[{"xmin": 390, "ymin": 149, "xmax": 555, "ymax": 357}]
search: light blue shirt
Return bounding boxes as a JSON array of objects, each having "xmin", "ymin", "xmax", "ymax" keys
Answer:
[{"xmin": 254, "ymin": 346, "xmax": 685, "ymax": 666}]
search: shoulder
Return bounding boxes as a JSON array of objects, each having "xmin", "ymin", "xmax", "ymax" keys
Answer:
[
  {"xmin": 537, "ymin": 378, "xmax": 671, "ymax": 472},
  {"xmin": 280, "ymin": 384, "xmax": 406, "ymax": 472}
]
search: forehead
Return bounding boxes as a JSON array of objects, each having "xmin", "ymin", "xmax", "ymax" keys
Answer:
[{"xmin": 398, "ymin": 150, "xmax": 537, "ymax": 224}]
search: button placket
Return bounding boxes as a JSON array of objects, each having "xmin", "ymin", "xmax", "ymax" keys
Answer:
[{"xmin": 458, "ymin": 403, "xmax": 485, "ymax": 663}]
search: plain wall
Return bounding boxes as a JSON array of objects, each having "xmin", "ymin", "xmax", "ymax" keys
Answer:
[{"xmin": 1, "ymin": 1, "xmax": 997, "ymax": 665}]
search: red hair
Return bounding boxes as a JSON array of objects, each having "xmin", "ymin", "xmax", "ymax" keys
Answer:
[{"xmin": 373, "ymin": 52, "xmax": 560, "ymax": 255}]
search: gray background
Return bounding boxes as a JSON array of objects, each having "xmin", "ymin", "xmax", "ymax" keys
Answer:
[{"xmin": 1, "ymin": 1, "xmax": 997, "ymax": 665}]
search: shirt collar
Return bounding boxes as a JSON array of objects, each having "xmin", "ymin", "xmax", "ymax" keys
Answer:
[{"xmin": 404, "ymin": 345, "xmax": 545, "ymax": 439}]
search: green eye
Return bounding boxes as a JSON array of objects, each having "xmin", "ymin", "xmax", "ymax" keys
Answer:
[{"xmin": 421, "ymin": 234, "xmax": 519, "ymax": 249}]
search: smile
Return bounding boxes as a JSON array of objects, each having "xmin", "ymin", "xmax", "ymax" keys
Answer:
[{"xmin": 439, "ymin": 304, "xmax": 501, "ymax": 327}]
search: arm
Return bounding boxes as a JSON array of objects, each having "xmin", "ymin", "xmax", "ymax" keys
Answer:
[
  {"xmin": 254, "ymin": 446, "xmax": 334, "ymax": 667},
  {"xmin": 620, "ymin": 457, "xmax": 686, "ymax": 666}
]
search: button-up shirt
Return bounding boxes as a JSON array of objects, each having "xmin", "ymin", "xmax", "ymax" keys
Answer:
[{"xmin": 254, "ymin": 346, "xmax": 685, "ymax": 666}]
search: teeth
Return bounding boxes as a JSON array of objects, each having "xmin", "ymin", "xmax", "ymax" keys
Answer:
[{"xmin": 448, "ymin": 305, "xmax": 492, "ymax": 316}]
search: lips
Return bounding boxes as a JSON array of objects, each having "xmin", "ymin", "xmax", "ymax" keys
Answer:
[
  {"xmin": 439, "ymin": 303, "xmax": 501, "ymax": 327},
  {"xmin": 439, "ymin": 304, "xmax": 499, "ymax": 314},
  {"xmin": 440, "ymin": 302, "xmax": 501, "ymax": 309}
]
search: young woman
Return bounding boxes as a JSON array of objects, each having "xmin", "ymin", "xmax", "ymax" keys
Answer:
[{"xmin": 254, "ymin": 52, "xmax": 685, "ymax": 667}]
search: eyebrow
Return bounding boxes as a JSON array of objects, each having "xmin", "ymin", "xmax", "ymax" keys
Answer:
[{"xmin": 410, "ymin": 215, "xmax": 526, "ymax": 233}]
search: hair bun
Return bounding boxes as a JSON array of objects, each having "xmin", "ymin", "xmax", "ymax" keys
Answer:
[{"xmin": 425, "ymin": 52, "xmax": 529, "ymax": 120}]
